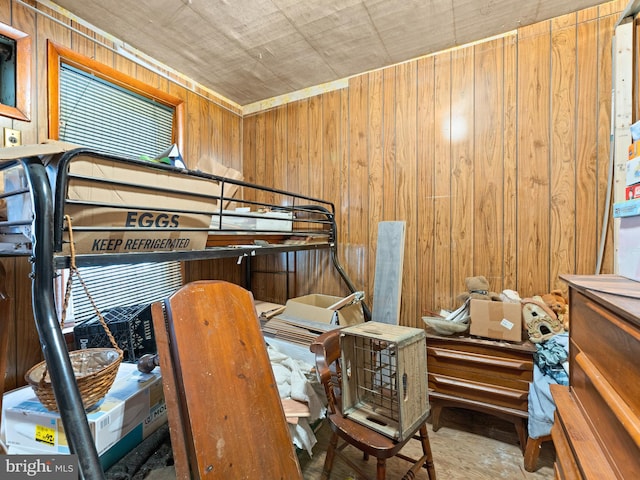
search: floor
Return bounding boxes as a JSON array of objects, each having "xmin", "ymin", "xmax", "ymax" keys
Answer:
[{"xmin": 139, "ymin": 407, "xmax": 555, "ymax": 480}]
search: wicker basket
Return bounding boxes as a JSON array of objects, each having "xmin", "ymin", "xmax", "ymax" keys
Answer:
[
  {"xmin": 25, "ymin": 347, "xmax": 122, "ymax": 412},
  {"xmin": 25, "ymin": 214, "xmax": 123, "ymax": 412}
]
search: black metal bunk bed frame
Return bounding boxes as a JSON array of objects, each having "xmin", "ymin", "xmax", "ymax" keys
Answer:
[{"xmin": 0, "ymin": 148, "xmax": 366, "ymax": 480}]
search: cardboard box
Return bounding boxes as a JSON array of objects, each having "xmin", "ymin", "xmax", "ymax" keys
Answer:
[
  {"xmin": 212, "ymin": 209, "xmax": 293, "ymax": 232},
  {"xmin": 626, "ymin": 157, "xmax": 640, "ymax": 186},
  {"xmin": 276, "ymin": 293, "xmax": 364, "ymax": 328},
  {"xmin": 5, "ymin": 423, "xmax": 165, "ymax": 471},
  {"xmin": 57, "ymin": 153, "xmax": 217, "ymax": 254},
  {"xmin": 614, "ymin": 198, "xmax": 640, "ymax": 218},
  {"xmin": 0, "ymin": 140, "xmax": 80, "ymax": 160},
  {"xmin": 469, "ymin": 299, "xmax": 522, "ymax": 342},
  {"xmin": 626, "ymin": 184, "xmax": 640, "ymax": 201},
  {"xmin": 214, "ymin": 208, "xmax": 256, "ymax": 230},
  {"xmin": 2, "ymin": 363, "xmax": 167, "ymax": 461},
  {"xmin": 255, "ymin": 211, "xmax": 293, "ymax": 232}
]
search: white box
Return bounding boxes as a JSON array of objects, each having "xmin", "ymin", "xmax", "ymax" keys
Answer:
[
  {"xmin": 618, "ymin": 214, "xmax": 640, "ymax": 282},
  {"xmin": 5, "ymin": 422, "xmax": 164, "ymax": 472},
  {"xmin": 214, "ymin": 208, "xmax": 256, "ymax": 230},
  {"xmin": 2, "ymin": 363, "xmax": 167, "ymax": 458},
  {"xmin": 255, "ymin": 211, "xmax": 293, "ymax": 232}
]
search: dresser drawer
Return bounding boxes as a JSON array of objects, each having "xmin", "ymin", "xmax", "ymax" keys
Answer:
[
  {"xmin": 428, "ymin": 372, "xmax": 529, "ymax": 412},
  {"xmin": 426, "ymin": 336, "xmax": 535, "ymax": 362},
  {"xmin": 557, "ymin": 274, "xmax": 640, "ymax": 479},
  {"xmin": 551, "ymin": 384, "xmax": 619, "ymax": 480},
  {"xmin": 569, "ymin": 343, "xmax": 640, "ymax": 480},
  {"xmin": 570, "ymin": 291, "xmax": 640, "ymax": 410},
  {"xmin": 427, "ymin": 346, "xmax": 533, "ymax": 386},
  {"xmin": 551, "ymin": 410, "xmax": 583, "ymax": 480}
]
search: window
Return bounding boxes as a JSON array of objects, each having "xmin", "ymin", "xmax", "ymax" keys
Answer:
[
  {"xmin": 47, "ymin": 40, "xmax": 184, "ymax": 154},
  {"xmin": 0, "ymin": 22, "xmax": 31, "ymax": 121},
  {"xmin": 47, "ymin": 41, "xmax": 186, "ymax": 327},
  {"xmin": 61, "ymin": 263, "xmax": 183, "ymax": 326},
  {"xmin": 59, "ymin": 64, "xmax": 174, "ymax": 158},
  {"xmin": 0, "ymin": 34, "xmax": 17, "ymax": 106}
]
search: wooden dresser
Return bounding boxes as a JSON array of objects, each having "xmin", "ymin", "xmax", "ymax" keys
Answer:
[
  {"xmin": 551, "ymin": 275, "xmax": 640, "ymax": 479},
  {"xmin": 425, "ymin": 331, "xmax": 535, "ymax": 450}
]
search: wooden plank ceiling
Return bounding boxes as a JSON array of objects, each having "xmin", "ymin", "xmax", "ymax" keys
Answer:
[{"xmin": 52, "ymin": 0, "xmax": 607, "ymax": 105}]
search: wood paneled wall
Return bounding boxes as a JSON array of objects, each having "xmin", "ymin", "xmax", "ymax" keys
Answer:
[
  {"xmin": 0, "ymin": 0, "xmax": 242, "ymax": 391},
  {"xmin": 243, "ymin": 0, "xmax": 627, "ymax": 329},
  {"xmin": 0, "ymin": 0, "xmax": 628, "ymax": 391}
]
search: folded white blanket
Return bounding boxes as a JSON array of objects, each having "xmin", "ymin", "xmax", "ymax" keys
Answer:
[{"xmin": 268, "ymin": 345, "xmax": 326, "ymax": 456}]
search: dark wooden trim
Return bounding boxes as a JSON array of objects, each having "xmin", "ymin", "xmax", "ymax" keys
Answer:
[{"xmin": 0, "ymin": 22, "xmax": 31, "ymax": 122}]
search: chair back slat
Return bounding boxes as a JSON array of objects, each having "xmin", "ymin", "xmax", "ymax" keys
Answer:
[{"xmin": 310, "ymin": 329, "xmax": 342, "ymax": 414}]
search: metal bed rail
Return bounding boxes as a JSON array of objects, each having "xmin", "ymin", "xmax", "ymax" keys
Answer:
[{"xmin": 0, "ymin": 148, "xmax": 366, "ymax": 479}]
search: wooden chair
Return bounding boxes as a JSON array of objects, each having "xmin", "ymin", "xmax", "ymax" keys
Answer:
[
  {"xmin": 151, "ymin": 280, "xmax": 303, "ymax": 479},
  {"xmin": 310, "ymin": 329, "xmax": 436, "ymax": 480}
]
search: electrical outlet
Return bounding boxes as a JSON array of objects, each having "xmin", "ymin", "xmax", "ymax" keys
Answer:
[{"xmin": 3, "ymin": 128, "xmax": 22, "ymax": 147}]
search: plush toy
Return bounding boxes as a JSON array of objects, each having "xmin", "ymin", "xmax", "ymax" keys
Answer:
[
  {"xmin": 521, "ymin": 297, "xmax": 565, "ymax": 344},
  {"xmin": 455, "ymin": 276, "xmax": 502, "ymax": 304},
  {"xmin": 540, "ymin": 289, "xmax": 569, "ymax": 331},
  {"xmin": 522, "ymin": 297, "xmax": 569, "ymax": 389}
]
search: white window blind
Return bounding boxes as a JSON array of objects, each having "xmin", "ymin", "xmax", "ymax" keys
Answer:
[
  {"xmin": 57, "ymin": 63, "xmax": 183, "ymax": 326},
  {"xmin": 66, "ymin": 263, "xmax": 182, "ymax": 325},
  {"xmin": 59, "ymin": 64, "xmax": 173, "ymax": 158}
]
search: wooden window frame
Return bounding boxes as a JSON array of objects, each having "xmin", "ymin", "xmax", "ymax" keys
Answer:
[
  {"xmin": 0, "ymin": 22, "xmax": 31, "ymax": 122},
  {"xmin": 47, "ymin": 40, "xmax": 184, "ymax": 153}
]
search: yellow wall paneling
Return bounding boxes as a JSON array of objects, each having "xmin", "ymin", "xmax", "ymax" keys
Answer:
[{"xmin": 244, "ymin": 1, "xmax": 626, "ymax": 329}]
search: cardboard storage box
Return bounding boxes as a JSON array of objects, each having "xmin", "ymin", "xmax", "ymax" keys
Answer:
[
  {"xmin": 255, "ymin": 211, "xmax": 293, "ymax": 232},
  {"xmin": 469, "ymin": 299, "xmax": 522, "ymax": 342},
  {"xmin": 277, "ymin": 293, "xmax": 364, "ymax": 328},
  {"xmin": 213, "ymin": 209, "xmax": 293, "ymax": 232},
  {"xmin": 626, "ymin": 184, "xmax": 640, "ymax": 201},
  {"xmin": 614, "ymin": 198, "xmax": 640, "ymax": 218},
  {"xmin": 4, "ymin": 424, "xmax": 164, "ymax": 471},
  {"xmin": 630, "ymin": 141, "xmax": 640, "ymax": 160},
  {"xmin": 2, "ymin": 363, "xmax": 167, "ymax": 464},
  {"xmin": 626, "ymin": 157, "xmax": 640, "ymax": 186},
  {"xmin": 60, "ymin": 153, "xmax": 216, "ymax": 254}
]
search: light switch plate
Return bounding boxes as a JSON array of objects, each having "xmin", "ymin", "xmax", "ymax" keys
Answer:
[{"xmin": 3, "ymin": 128, "xmax": 22, "ymax": 147}]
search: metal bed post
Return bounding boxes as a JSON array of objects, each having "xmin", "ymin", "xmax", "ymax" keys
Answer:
[{"xmin": 26, "ymin": 159, "xmax": 105, "ymax": 480}]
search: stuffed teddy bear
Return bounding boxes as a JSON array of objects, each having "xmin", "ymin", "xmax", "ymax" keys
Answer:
[
  {"xmin": 540, "ymin": 289, "xmax": 569, "ymax": 331},
  {"xmin": 521, "ymin": 297, "xmax": 565, "ymax": 344},
  {"xmin": 522, "ymin": 297, "xmax": 569, "ymax": 388},
  {"xmin": 455, "ymin": 275, "xmax": 502, "ymax": 304}
]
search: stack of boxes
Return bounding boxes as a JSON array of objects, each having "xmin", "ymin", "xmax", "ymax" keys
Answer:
[{"xmin": 1, "ymin": 363, "xmax": 167, "ymax": 470}]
